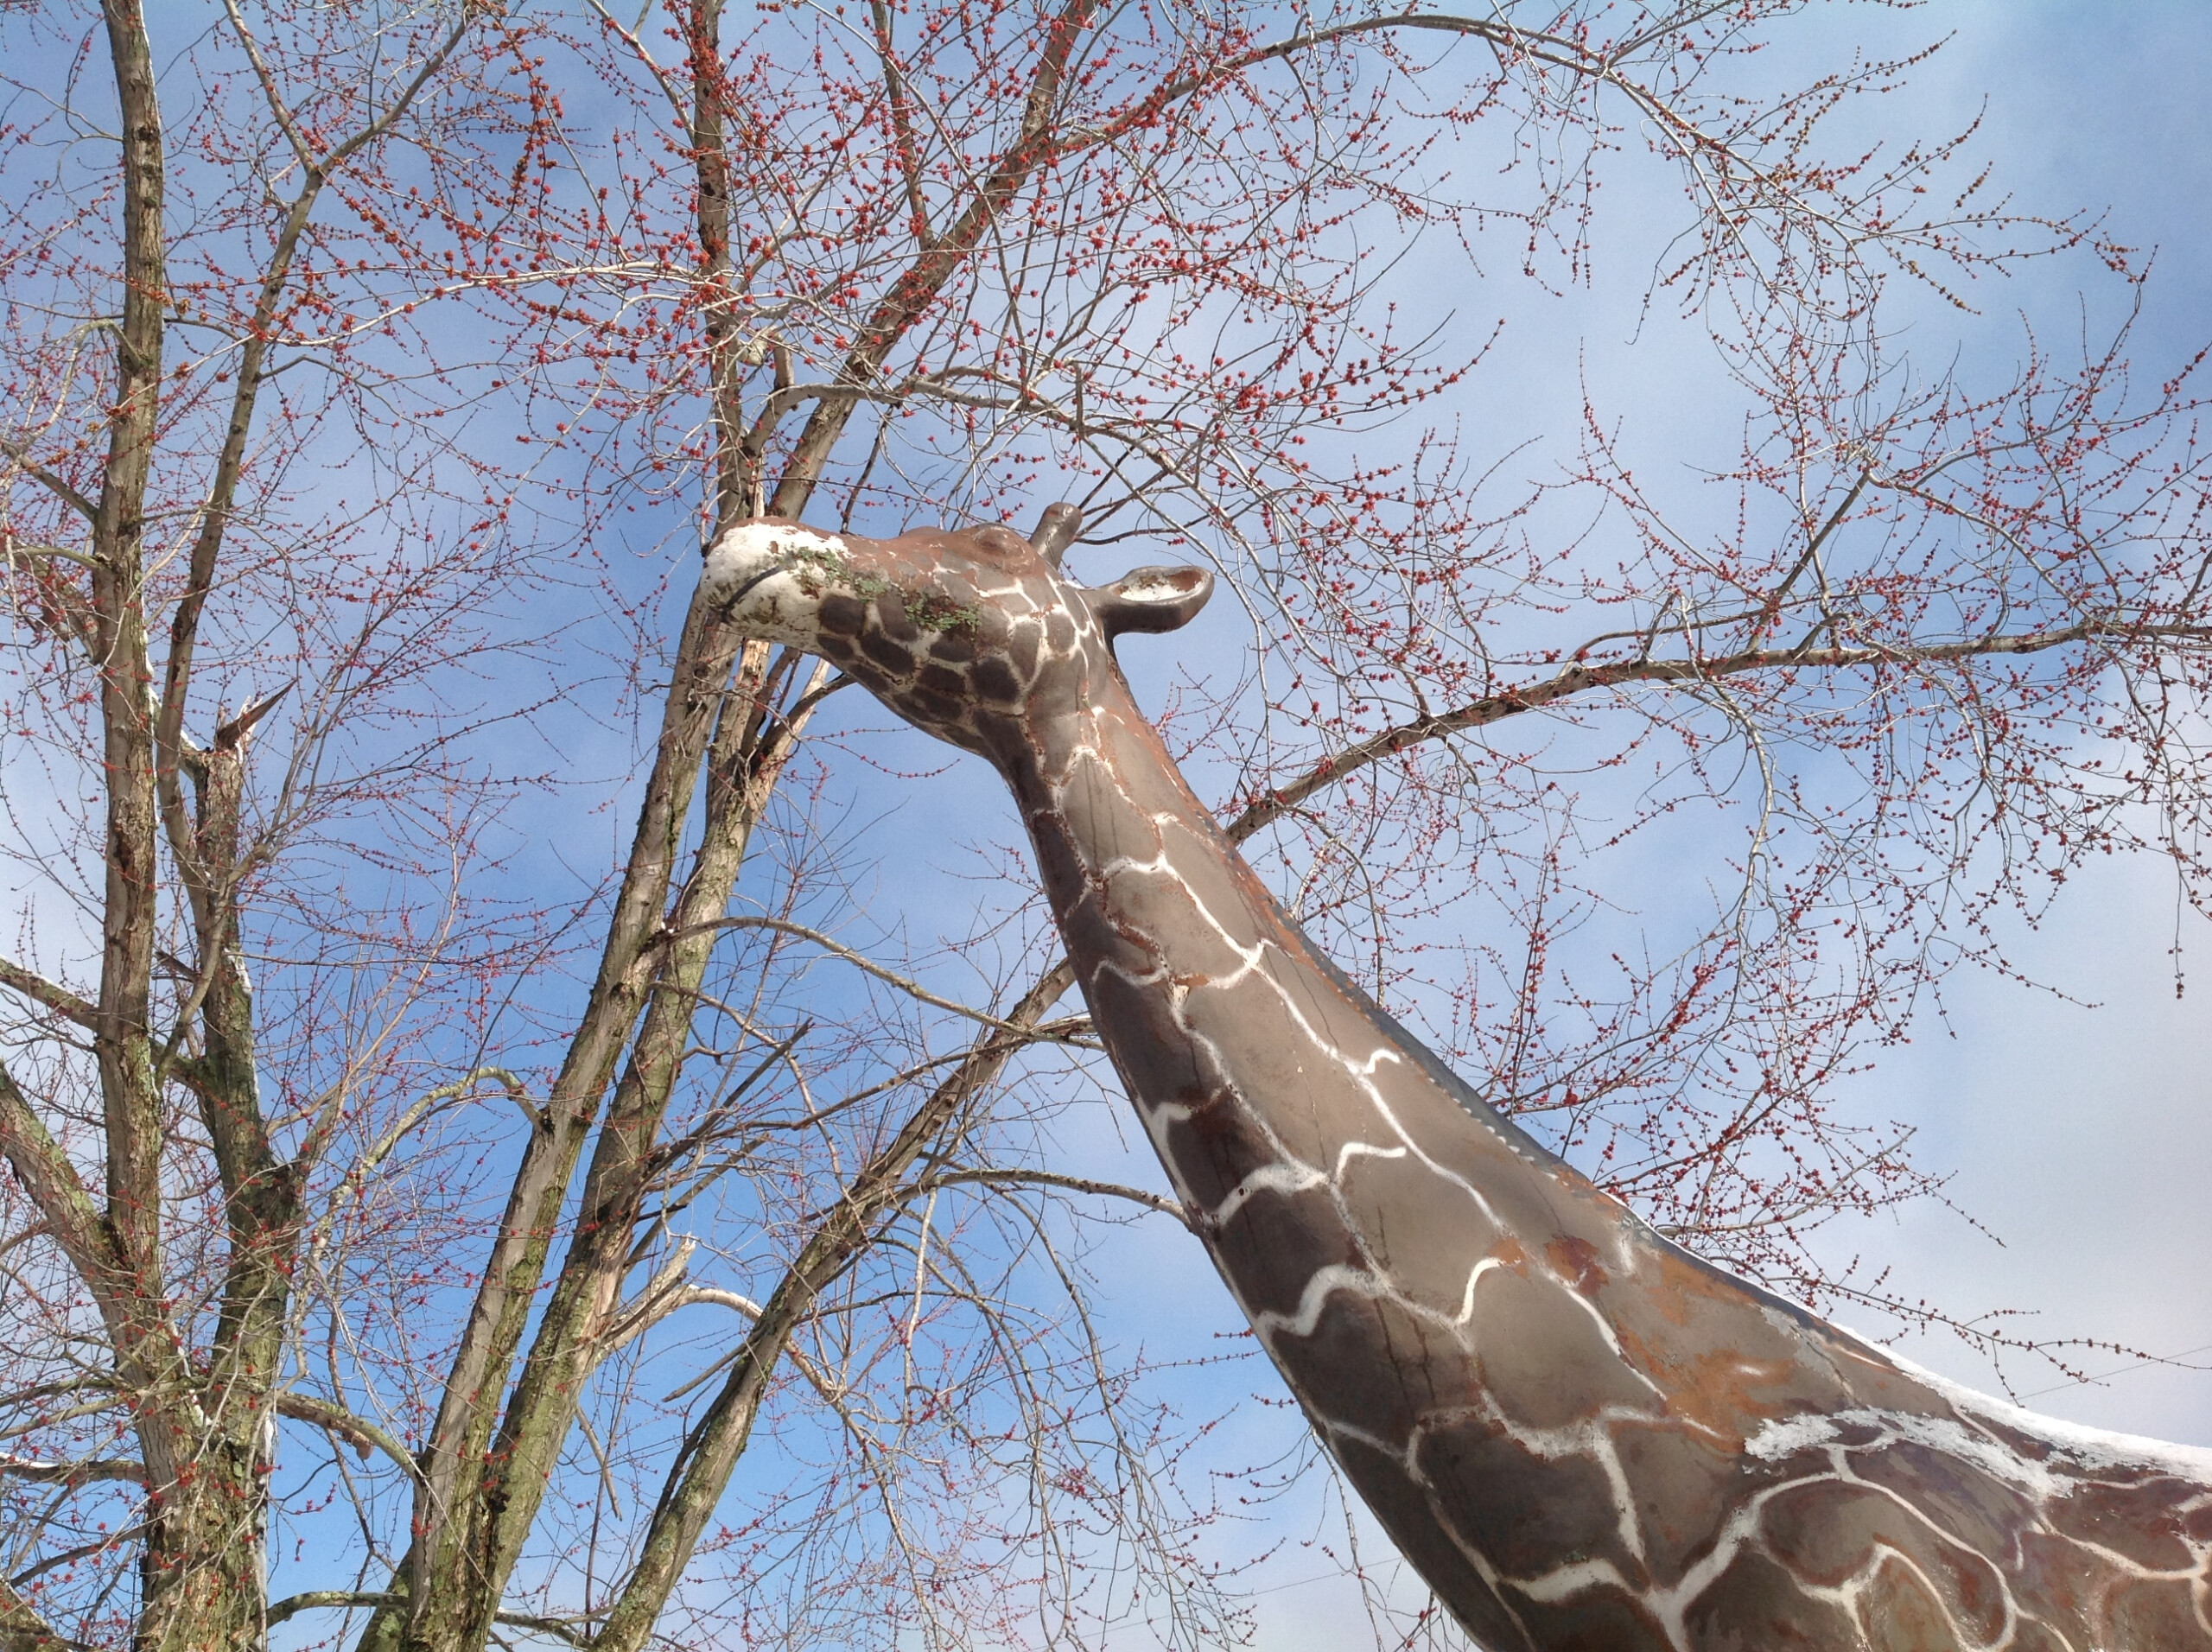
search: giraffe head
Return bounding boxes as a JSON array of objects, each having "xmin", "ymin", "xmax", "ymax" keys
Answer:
[{"xmin": 702, "ymin": 504, "xmax": 1213, "ymax": 761}]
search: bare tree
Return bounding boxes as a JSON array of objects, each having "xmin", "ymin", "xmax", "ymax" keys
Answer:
[{"xmin": 0, "ymin": 2, "xmax": 2204, "ymax": 1649}]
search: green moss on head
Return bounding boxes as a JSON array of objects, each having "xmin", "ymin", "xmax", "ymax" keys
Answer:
[
  {"xmin": 784, "ymin": 542, "xmax": 861, "ymax": 597},
  {"xmin": 902, "ymin": 590, "xmax": 983, "ymax": 633},
  {"xmin": 785, "ymin": 543, "xmax": 979, "ymax": 633}
]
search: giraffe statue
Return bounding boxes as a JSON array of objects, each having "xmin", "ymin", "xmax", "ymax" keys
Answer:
[{"xmin": 702, "ymin": 505, "xmax": 2212, "ymax": 1651}]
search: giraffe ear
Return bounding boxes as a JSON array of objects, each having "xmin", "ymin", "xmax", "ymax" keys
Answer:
[{"xmin": 1090, "ymin": 565, "xmax": 1214, "ymax": 638}]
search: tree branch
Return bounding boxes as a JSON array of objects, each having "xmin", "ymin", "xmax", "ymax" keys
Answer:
[
  {"xmin": 666, "ymin": 914, "xmax": 1096, "ymax": 1040},
  {"xmin": 768, "ymin": 0, "xmax": 1104, "ymax": 516},
  {"xmin": 0, "ymin": 433, "xmax": 97, "ymax": 523},
  {"xmin": 0, "ymin": 961, "xmax": 97, "ymax": 1031},
  {"xmin": 0, "ymin": 1575, "xmax": 72, "ymax": 1652},
  {"xmin": 0, "ymin": 1060, "xmax": 118, "ymax": 1306},
  {"xmin": 594, "ymin": 957, "xmax": 1079, "ymax": 1652},
  {"xmin": 273, "ymin": 1392, "xmax": 420, "ymax": 1480},
  {"xmin": 907, "ymin": 1167, "xmax": 1195, "ymax": 1231},
  {"xmin": 1224, "ymin": 616, "xmax": 2211, "ymax": 844},
  {"xmin": 0, "ymin": 1454, "xmax": 146, "ymax": 1487}
]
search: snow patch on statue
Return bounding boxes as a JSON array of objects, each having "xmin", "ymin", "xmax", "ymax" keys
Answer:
[
  {"xmin": 1887, "ymin": 1343, "xmax": 2212, "ymax": 1483},
  {"xmin": 701, "ymin": 519, "xmax": 853, "ymax": 646},
  {"xmin": 1745, "ymin": 1337, "xmax": 2212, "ymax": 1496}
]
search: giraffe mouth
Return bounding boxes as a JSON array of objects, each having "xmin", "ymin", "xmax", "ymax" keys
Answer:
[{"xmin": 718, "ymin": 562, "xmax": 783, "ymax": 607}]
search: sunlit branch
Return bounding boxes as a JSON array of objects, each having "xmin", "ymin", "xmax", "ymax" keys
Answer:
[
  {"xmin": 1225, "ymin": 616, "xmax": 2212, "ymax": 843},
  {"xmin": 0, "ymin": 1454, "xmax": 146, "ymax": 1487},
  {"xmin": 0, "ymin": 962, "xmax": 97, "ymax": 1032},
  {"xmin": 669, "ymin": 913, "xmax": 1096, "ymax": 1039},
  {"xmin": 905, "ymin": 1167, "xmax": 1196, "ymax": 1232}
]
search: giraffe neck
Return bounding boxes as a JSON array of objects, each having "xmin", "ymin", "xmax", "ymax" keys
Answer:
[
  {"xmin": 991, "ymin": 662, "xmax": 2212, "ymax": 1652},
  {"xmin": 1001, "ymin": 667, "xmax": 1622, "ymax": 1306}
]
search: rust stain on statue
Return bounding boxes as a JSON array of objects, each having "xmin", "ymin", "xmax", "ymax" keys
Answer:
[{"xmin": 1545, "ymin": 1233, "xmax": 1609, "ymax": 1297}]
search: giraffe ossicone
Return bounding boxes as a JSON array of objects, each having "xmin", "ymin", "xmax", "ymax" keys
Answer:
[{"xmin": 705, "ymin": 506, "xmax": 2212, "ymax": 1651}]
